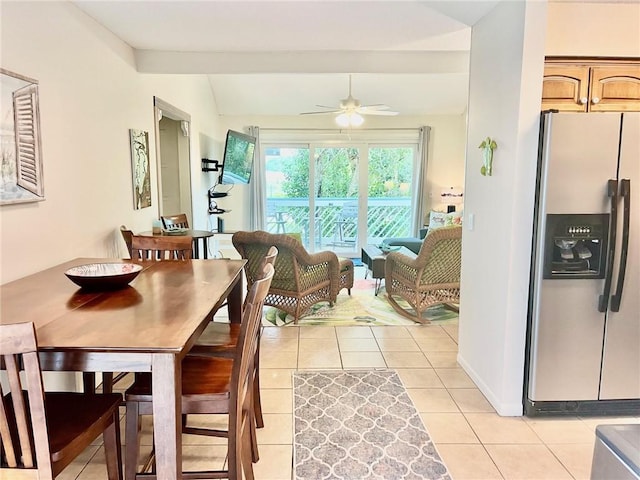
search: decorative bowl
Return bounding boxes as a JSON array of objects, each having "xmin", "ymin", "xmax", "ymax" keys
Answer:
[
  {"xmin": 378, "ymin": 243, "xmax": 401, "ymax": 254},
  {"xmin": 65, "ymin": 263, "xmax": 143, "ymax": 290}
]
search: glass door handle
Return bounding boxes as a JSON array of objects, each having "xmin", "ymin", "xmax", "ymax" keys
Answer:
[
  {"xmin": 611, "ymin": 179, "xmax": 630, "ymax": 312},
  {"xmin": 599, "ymin": 179, "xmax": 618, "ymax": 313}
]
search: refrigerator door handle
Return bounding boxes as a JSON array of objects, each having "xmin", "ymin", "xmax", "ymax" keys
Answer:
[
  {"xmin": 599, "ymin": 179, "xmax": 618, "ymax": 313},
  {"xmin": 611, "ymin": 179, "xmax": 630, "ymax": 312}
]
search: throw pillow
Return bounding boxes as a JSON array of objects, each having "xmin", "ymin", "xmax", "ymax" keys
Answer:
[{"xmin": 428, "ymin": 210, "xmax": 463, "ymax": 230}]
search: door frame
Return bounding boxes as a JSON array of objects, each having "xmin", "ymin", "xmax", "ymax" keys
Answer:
[{"xmin": 153, "ymin": 96, "xmax": 193, "ymax": 224}]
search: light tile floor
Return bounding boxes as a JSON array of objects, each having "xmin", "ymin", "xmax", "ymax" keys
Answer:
[{"xmin": 65, "ymin": 269, "xmax": 640, "ymax": 480}]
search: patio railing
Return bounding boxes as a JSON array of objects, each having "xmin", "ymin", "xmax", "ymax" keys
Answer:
[{"xmin": 265, "ymin": 197, "xmax": 412, "ymax": 252}]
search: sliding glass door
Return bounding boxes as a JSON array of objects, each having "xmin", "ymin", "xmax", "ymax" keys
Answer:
[
  {"xmin": 314, "ymin": 146, "xmax": 359, "ymax": 255},
  {"xmin": 263, "ymin": 137, "xmax": 417, "ymax": 256},
  {"xmin": 366, "ymin": 146, "xmax": 414, "ymax": 245}
]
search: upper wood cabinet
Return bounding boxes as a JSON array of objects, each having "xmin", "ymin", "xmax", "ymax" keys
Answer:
[{"xmin": 542, "ymin": 59, "xmax": 640, "ymax": 112}]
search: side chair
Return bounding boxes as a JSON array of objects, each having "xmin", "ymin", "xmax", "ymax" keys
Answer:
[
  {"xmin": 120, "ymin": 225, "xmax": 134, "ymax": 257},
  {"xmin": 96, "ymin": 233, "xmax": 192, "ymax": 395},
  {"xmin": 124, "ymin": 263, "xmax": 275, "ymax": 480},
  {"xmin": 160, "ymin": 213, "xmax": 189, "ymax": 230},
  {"xmin": 188, "ymin": 245, "xmax": 279, "ymax": 431},
  {"xmin": 130, "ymin": 234, "xmax": 193, "ymax": 260},
  {"xmin": 0, "ymin": 322, "xmax": 123, "ymax": 479},
  {"xmin": 83, "ymin": 225, "xmax": 135, "ymax": 394},
  {"xmin": 385, "ymin": 225, "xmax": 462, "ymax": 323}
]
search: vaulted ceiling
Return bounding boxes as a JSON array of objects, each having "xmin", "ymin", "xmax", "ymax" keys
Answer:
[{"xmin": 72, "ymin": 1, "xmax": 501, "ymax": 116}]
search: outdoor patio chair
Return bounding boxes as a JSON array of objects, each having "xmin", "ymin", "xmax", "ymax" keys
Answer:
[
  {"xmin": 332, "ymin": 201, "xmax": 358, "ymax": 246},
  {"xmin": 385, "ymin": 225, "xmax": 462, "ymax": 323},
  {"xmin": 232, "ymin": 230, "xmax": 354, "ymax": 324}
]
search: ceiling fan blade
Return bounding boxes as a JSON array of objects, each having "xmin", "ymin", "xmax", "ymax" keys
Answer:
[
  {"xmin": 357, "ymin": 104, "xmax": 391, "ymax": 112},
  {"xmin": 300, "ymin": 110, "xmax": 341, "ymax": 115},
  {"xmin": 362, "ymin": 110, "xmax": 399, "ymax": 116}
]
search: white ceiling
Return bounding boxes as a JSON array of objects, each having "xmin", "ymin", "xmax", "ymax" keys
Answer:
[{"xmin": 72, "ymin": 1, "xmax": 502, "ymax": 116}]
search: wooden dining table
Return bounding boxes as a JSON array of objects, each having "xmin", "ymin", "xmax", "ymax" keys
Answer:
[{"xmin": 0, "ymin": 257, "xmax": 246, "ymax": 480}]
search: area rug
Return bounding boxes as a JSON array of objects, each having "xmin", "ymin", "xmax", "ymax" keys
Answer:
[
  {"xmin": 293, "ymin": 370, "xmax": 452, "ymax": 480},
  {"xmin": 263, "ymin": 286, "xmax": 459, "ymax": 327}
]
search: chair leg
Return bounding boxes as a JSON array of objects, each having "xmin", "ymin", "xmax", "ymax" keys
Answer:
[
  {"xmin": 227, "ymin": 414, "xmax": 241, "ymax": 480},
  {"xmin": 249, "ymin": 408, "xmax": 260, "ymax": 464},
  {"xmin": 124, "ymin": 402, "xmax": 141, "ymax": 480},
  {"xmin": 253, "ymin": 340, "xmax": 264, "ymax": 429},
  {"xmin": 242, "ymin": 415, "xmax": 255, "ymax": 480},
  {"xmin": 103, "ymin": 411, "xmax": 123, "ymax": 480}
]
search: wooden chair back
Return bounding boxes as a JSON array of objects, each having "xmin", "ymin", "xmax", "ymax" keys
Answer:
[
  {"xmin": 262, "ymin": 245, "xmax": 278, "ymax": 269},
  {"xmin": 120, "ymin": 225, "xmax": 133, "ymax": 257},
  {"xmin": 130, "ymin": 234, "xmax": 193, "ymax": 260},
  {"xmin": 0, "ymin": 322, "xmax": 53, "ymax": 477},
  {"xmin": 0, "ymin": 323, "xmax": 124, "ymax": 478},
  {"xmin": 160, "ymin": 213, "xmax": 189, "ymax": 230},
  {"xmin": 228, "ymin": 263, "xmax": 274, "ymax": 478}
]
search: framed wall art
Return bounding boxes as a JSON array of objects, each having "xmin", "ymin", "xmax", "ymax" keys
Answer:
[
  {"xmin": 0, "ymin": 68, "xmax": 44, "ymax": 205},
  {"xmin": 130, "ymin": 129, "xmax": 151, "ymax": 209}
]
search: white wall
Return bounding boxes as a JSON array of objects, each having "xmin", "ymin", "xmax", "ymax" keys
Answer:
[
  {"xmin": 546, "ymin": 3, "xmax": 640, "ymax": 57},
  {"xmin": 217, "ymin": 113, "xmax": 467, "ymax": 232},
  {"xmin": 459, "ymin": 0, "xmax": 637, "ymax": 416},
  {"xmin": 0, "ymin": 2, "xmax": 224, "ymax": 283},
  {"xmin": 458, "ymin": 1, "xmax": 547, "ymax": 416}
]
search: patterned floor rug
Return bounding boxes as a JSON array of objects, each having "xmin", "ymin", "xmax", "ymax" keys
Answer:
[
  {"xmin": 263, "ymin": 283, "xmax": 459, "ymax": 327},
  {"xmin": 293, "ymin": 370, "xmax": 452, "ymax": 480}
]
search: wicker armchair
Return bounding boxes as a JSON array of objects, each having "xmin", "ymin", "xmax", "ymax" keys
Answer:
[
  {"xmin": 385, "ymin": 225, "xmax": 462, "ymax": 323},
  {"xmin": 232, "ymin": 230, "xmax": 354, "ymax": 323}
]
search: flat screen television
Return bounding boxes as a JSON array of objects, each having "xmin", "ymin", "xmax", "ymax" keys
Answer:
[{"xmin": 219, "ymin": 130, "xmax": 256, "ymax": 184}]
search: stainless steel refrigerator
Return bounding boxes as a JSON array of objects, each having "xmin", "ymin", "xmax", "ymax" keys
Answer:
[{"xmin": 525, "ymin": 111, "xmax": 640, "ymax": 416}]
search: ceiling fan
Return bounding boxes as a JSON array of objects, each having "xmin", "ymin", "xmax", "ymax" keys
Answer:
[{"xmin": 301, "ymin": 75, "xmax": 399, "ymax": 126}]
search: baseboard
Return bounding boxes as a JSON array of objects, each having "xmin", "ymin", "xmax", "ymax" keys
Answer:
[{"xmin": 456, "ymin": 353, "xmax": 524, "ymax": 417}]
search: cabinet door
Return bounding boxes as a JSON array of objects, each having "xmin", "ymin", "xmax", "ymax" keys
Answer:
[
  {"xmin": 590, "ymin": 66, "xmax": 640, "ymax": 112},
  {"xmin": 541, "ymin": 65, "xmax": 590, "ymax": 112}
]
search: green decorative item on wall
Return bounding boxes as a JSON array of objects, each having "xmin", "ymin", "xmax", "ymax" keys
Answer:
[{"xmin": 479, "ymin": 137, "xmax": 498, "ymax": 176}]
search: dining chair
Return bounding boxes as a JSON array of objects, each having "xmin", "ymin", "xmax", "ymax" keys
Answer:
[
  {"xmin": 130, "ymin": 234, "xmax": 193, "ymax": 260},
  {"xmin": 0, "ymin": 322, "xmax": 123, "ymax": 479},
  {"xmin": 160, "ymin": 213, "xmax": 189, "ymax": 230},
  {"xmin": 188, "ymin": 245, "xmax": 279, "ymax": 431},
  {"xmin": 124, "ymin": 263, "xmax": 275, "ymax": 480},
  {"xmin": 96, "ymin": 234, "xmax": 193, "ymax": 394},
  {"xmin": 82, "ymin": 224, "xmax": 135, "ymax": 395},
  {"xmin": 120, "ymin": 225, "xmax": 134, "ymax": 257}
]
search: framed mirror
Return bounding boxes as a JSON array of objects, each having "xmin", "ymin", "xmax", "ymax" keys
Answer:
[{"xmin": 1, "ymin": 68, "xmax": 44, "ymax": 205}]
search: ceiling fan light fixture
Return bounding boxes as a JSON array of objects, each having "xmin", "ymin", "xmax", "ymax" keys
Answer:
[{"xmin": 336, "ymin": 111, "xmax": 364, "ymax": 127}]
